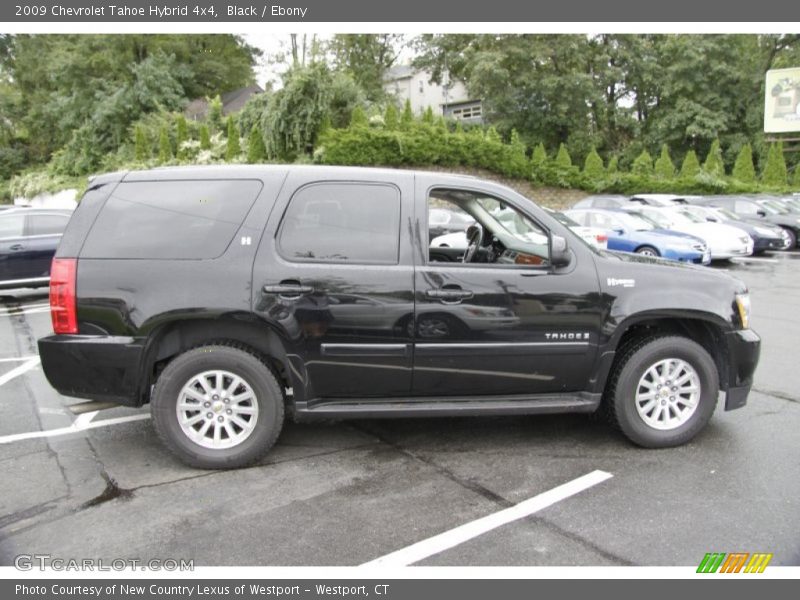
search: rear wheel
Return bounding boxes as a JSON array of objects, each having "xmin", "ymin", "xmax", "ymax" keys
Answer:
[
  {"xmin": 151, "ymin": 345, "xmax": 284, "ymax": 469},
  {"xmin": 603, "ymin": 336, "xmax": 719, "ymax": 447},
  {"xmin": 635, "ymin": 245, "xmax": 660, "ymax": 257}
]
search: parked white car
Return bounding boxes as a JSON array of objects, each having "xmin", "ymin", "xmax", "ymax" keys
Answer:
[{"xmin": 625, "ymin": 206, "xmax": 754, "ymax": 260}]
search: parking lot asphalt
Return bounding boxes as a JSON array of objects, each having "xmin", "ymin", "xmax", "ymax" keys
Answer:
[{"xmin": 1, "ymin": 253, "xmax": 798, "ymax": 567}]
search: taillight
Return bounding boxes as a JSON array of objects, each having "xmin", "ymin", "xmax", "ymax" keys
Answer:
[
  {"xmin": 597, "ymin": 234, "xmax": 608, "ymax": 242},
  {"xmin": 50, "ymin": 258, "xmax": 77, "ymax": 334}
]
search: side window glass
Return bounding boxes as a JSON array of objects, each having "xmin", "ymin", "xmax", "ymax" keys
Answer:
[
  {"xmin": 28, "ymin": 214, "xmax": 70, "ymax": 236},
  {"xmin": 0, "ymin": 214, "xmax": 24, "ymax": 238},
  {"xmin": 735, "ymin": 201, "xmax": 757, "ymax": 215},
  {"xmin": 278, "ymin": 183, "xmax": 401, "ymax": 264},
  {"xmin": 427, "ymin": 188, "xmax": 550, "ymax": 267}
]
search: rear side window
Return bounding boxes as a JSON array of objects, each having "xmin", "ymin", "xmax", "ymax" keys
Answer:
[
  {"xmin": 81, "ymin": 180, "xmax": 262, "ymax": 259},
  {"xmin": 27, "ymin": 214, "xmax": 70, "ymax": 236},
  {"xmin": 278, "ymin": 183, "xmax": 401, "ymax": 264},
  {"xmin": 0, "ymin": 214, "xmax": 24, "ymax": 238}
]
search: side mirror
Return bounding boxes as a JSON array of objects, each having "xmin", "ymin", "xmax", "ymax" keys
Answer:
[
  {"xmin": 551, "ymin": 235, "xmax": 571, "ymax": 268},
  {"xmin": 706, "ymin": 216, "xmax": 717, "ymax": 222},
  {"xmin": 757, "ymin": 210, "xmax": 767, "ymax": 217},
  {"xmin": 613, "ymin": 228, "xmax": 625, "ymax": 235}
]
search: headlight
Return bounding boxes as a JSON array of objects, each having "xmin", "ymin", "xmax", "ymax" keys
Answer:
[
  {"xmin": 735, "ymin": 293, "xmax": 751, "ymax": 330},
  {"xmin": 754, "ymin": 226, "xmax": 776, "ymax": 236}
]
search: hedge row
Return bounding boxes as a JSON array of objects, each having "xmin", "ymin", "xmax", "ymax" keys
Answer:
[{"xmin": 316, "ymin": 112, "xmax": 799, "ymax": 195}]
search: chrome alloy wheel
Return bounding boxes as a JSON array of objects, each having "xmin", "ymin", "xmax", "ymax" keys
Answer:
[
  {"xmin": 637, "ymin": 247, "xmax": 658, "ymax": 257},
  {"xmin": 176, "ymin": 370, "xmax": 259, "ymax": 449},
  {"xmin": 634, "ymin": 358, "xmax": 700, "ymax": 430}
]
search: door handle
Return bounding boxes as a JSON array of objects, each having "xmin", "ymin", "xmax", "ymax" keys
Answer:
[
  {"xmin": 262, "ymin": 282, "xmax": 314, "ymax": 297},
  {"xmin": 9, "ymin": 244, "xmax": 24, "ymax": 251},
  {"xmin": 425, "ymin": 288, "xmax": 474, "ymax": 302}
]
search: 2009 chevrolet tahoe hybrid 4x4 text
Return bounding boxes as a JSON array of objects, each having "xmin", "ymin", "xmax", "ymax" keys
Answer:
[{"xmin": 38, "ymin": 166, "xmax": 761, "ymax": 469}]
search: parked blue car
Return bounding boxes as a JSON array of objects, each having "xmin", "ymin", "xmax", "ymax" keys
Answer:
[{"xmin": 565, "ymin": 208, "xmax": 711, "ymax": 265}]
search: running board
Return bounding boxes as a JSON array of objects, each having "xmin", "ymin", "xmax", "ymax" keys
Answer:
[{"xmin": 293, "ymin": 393, "xmax": 601, "ymax": 421}]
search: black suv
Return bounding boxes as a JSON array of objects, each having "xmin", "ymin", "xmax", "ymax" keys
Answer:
[
  {"xmin": 0, "ymin": 207, "xmax": 73, "ymax": 290},
  {"xmin": 38, "ymin": 166, "xmax": 760, "ymax": 469}
]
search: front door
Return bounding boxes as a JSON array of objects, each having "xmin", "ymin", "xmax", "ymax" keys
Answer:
[
  {"xmin": 413, "ymin": 180, "xmax": 603, "ymax": 397},
  {"xmin": 252, "ymin": 172, "xmax": 416, "ymax": 404}
]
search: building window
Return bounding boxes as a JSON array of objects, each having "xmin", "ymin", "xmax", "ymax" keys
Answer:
[{"xmin": 451, "ymin": 104, "xmax": 482, "ymax": 120}]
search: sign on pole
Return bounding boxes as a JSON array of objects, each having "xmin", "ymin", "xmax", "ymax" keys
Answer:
[{"xmin": 765, "ymin": 67, "xmax": 800, "ymax": 133}]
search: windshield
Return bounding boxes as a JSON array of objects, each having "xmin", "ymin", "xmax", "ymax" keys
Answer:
[
  {"xmin": 546, "ymin": 209, "xmax": 580, "ymax": 228},
  {"xmin": 617, "ymin": 212, "xmax": 654, "ymax": 231},
  {"xmin": 759, "ymin": 200, "xmax": 789, "ymax": 214},
  {"xmin": 633, "ymin": 209, "xmax": 673, "ymax": 229},
  {"xmin": 675, "ymin": 209, "xmax": 706, "ymax": 223},
  {"xmin": 716, "ymin": 207, "xmax": 740, "ymax": 220}
]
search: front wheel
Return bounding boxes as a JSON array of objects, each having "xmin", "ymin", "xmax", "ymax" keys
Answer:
[
  {"xmin": 151, "ymin": 345, "xmax": 284, "ymax": 469},
  {"xmin": 635, "ymin": 245, "xmax": 660, "ymax": 257},
  {"xmin": 782, "ymin": 227, "xmax": 797, "ymax": 250},
  {"xmin": 603, "ymin": 336, "xmax": 719, "ymax": 448}
]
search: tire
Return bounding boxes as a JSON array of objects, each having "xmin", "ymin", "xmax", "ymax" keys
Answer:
[
  {"xmin": 603, "ymin": 335, "xmax": 719, "ymax": 448},
  {"xmin": 635, "ymin": 245, "xmax": 660, "ymax": 257},
  {"xmin": 151, "ymin": 345, "xmax": 284, "ymax": 469},
  {"xmin": 782, "ymin": 227, "xmax": 797, "ymax": 250}
]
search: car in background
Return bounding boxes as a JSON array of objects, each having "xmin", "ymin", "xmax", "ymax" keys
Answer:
[
  {"xmin": 428, "ymin": 207, "xmax": 475, "ymax": 239},
  {"xmin": 693, "ymin": 195, "xmax": 800, "ymax": 249},
  {"xmin": 623, "ymin": 205, "xmax": 753, "ymax": 260},
  {"xmin": 681, "ymin": 204, "xmax": 790, "ymax": 254},
  {"xmin": 629, "ymin": 194, "xmax": 689, "ymax": 206},
  {"xmin": 565, "ymin": 208, "xmax": 710, "ymax": 264},
  {"xmin": 431, "ymin": 208, "xmax": 608, "ymax": 250},
  {"xmin": 0, "ymin": 208, "xmax": 73, "ymax": 290},
  {"xmin": 571, "ymin": 194, "xmax": 628, "ymax": 209}
]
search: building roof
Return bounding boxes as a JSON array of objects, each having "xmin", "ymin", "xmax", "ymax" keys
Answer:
[
  {"xmin": 184, "ymin": 84, "xmax": 264, "ymax": 120},
  {"xmin": 384, "ymin": 64, "xmax": 415, "ymax": 81}
]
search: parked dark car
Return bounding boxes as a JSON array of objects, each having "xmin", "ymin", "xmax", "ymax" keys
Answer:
[
  {"xmin": 693, "ymin": 195, "xmax": 800, "ymax": 249},
  {"xmin": 0, "ymin": 208, "xmax": 73, "ymax": 290},
  {"xmin": 38, "ymin": 166, "xmax": 760, "ymax": 468}
]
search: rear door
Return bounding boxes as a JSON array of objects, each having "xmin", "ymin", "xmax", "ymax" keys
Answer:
[{"xmin": 252, "ymin": 171, "xmax": 416, "ymax": 404}]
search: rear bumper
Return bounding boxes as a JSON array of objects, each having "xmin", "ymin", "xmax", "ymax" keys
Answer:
[
  {"xmin": 722, "ymin": 328, "xmax": 761, "ymax": 411},
  {"xmin": 37, "ymin": 335, "xmax": 145, "ymax": 406}
]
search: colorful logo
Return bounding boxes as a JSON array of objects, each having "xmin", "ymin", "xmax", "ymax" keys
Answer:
[{"xmin": 697, "ymin": 552, "xmax": 773, "ymax": 573}]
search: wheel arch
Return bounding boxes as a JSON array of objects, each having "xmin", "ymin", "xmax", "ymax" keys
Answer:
[
  {"xmin": 137, "ymin": 314, "xmax": 299, "ymax": 406},
  {"xmin": 597, "ymin": 313, "xmax": 731, "ymax": 395}
]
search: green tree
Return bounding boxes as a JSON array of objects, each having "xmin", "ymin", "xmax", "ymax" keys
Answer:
[
  {"xmin": 762, "ymin": 142, "xmax": 787, "ymax": 186},
  {"xmin": 134, "ymin": 124, "xmax": 148, "ymax": 161},
  {"xmin": 247, "ymin": 125, "xmax": 267, "ymax": 163},
  {"xmin": 792, "ymin": 164, "xmax": 800, "ymax": 189},
  {"xmin": 175, "ymin": 114, "xmax": 188, "ymax": 159},
  {"xmin": 531, "ymin": 142, "xmax": 548, "ymax": 168},
  {"xmin": 208, "ymin": 95, "xmax": 224, "ymax": 132},
  {"xmin": 680, "ymin": 150, "xmax": 701, "ymax": 178},
  {"xmin": 157, "ymin": 125, "xmax": 172, "ymax": 163},
  {"xmin": 328, "ymin": 34, "xmax": 402, "ymax": 102},
  {"xmin": 732, "ymin": 143, "xmax": 756, "ymax": 182},
  {"xmin": 554, "ymin": 143, "xmax": 572, "ymax": 169},
  {"xmin": 400, "ymin": 99, "xmax": 414, "ymax": 130},
  {"xmin": 607, "ymin": 156, "xmax": 619, "ymax": 173},
  {"xmin": 583, "ymin": 148, "xmax": 605, "ymax": 180},
  {"xmin": 225, "ymin": 116, "xmax": 241, "ymax": 160},
  {"xmin": 350, "ymin": 105, "xmax": 368, "ymax": 127},
  {"xmin": 384, "ymin": 103, "xmax": 399, "ymax": 130},
  {"xmin": 654, "ymin": 144, "xmax": 675, "ymax": 179},
  {"xmin": 422, "ymin": 106, "xmax": 434, "ymax": 124},
  {"xmin": 199, "ymin": 124, "xmax": 211, "ymax": 150},
  {"xmin": 631, "ymin": 149, "xmax": 653, "ymax": 175},
  {"xmin": 703, "ymin": 139, "xmax": 725, "ymax": 177}
]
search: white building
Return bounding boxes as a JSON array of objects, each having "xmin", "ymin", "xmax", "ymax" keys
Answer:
[{"xmin": 383, "ymin": 65, "xmax": 483, "ymax": 123}]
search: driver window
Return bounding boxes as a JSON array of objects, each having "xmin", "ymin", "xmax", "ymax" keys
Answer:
[{"xmin": 427, "ymin": 188, "xmax": 550, "ymax": 267}]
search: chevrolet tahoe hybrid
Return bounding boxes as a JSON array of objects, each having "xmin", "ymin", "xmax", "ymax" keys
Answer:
[{"xmin": 38, "ymin": 166, "xmax": 760, "ymax": 469}]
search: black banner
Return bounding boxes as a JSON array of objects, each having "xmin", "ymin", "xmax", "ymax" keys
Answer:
[
  {"xmin": 4, "ymin": 579, "xmax": 799, "ymax": 600},
  {"xmin": 4, "ymin": 0, "xmax": 800, "ymax": 22}
]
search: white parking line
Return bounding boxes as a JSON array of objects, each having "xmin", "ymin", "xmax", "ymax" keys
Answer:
[
  {"xmin": 0, "ymin": 357, "xmax": 40, "ymax": 387},
  {"xmin": 0, "ymin": 356, "xmax": 39, "ymax": 363},
  {"xmin": 361, "ymin": 469, "xmax": 613, "ymax": 567},
  {"xmin": 0, "ymin": 411, "xmax": 151, "ymax": 445},
  {"xmin": 731, "ymin": 257, "xmax": 780, "ymax": 264}
]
